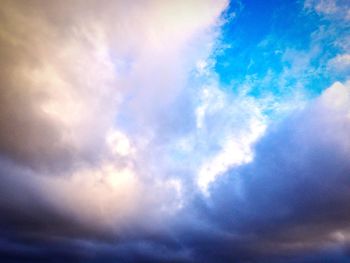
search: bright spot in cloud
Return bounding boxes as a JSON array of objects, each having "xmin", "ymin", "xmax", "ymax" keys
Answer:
[{"xmin": 107, "ymin": 130, "xmax": 133, "ymax": 157}]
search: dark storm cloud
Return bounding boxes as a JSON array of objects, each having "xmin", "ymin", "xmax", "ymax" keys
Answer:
[
  {"xmin": 0, "ymin": 158, "xmax": 124, "ymax": 243},
  {"xmin": 3, "ymin": 81, "xmax": 347, "ymax": 263},
  {"xmin": 1, "ymin": 82, "xmax": 350, "ymax": 263},
  {"xmin": 1, "ymin": 77, "xmax": 350, "ymax": 263},
  {"xmin": 186, "ymin": 82, "xmax": 350, "ymax": 262}
]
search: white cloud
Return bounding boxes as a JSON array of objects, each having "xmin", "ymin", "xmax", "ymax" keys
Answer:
[
  {"xmin": 0, "ymin": 0, "xmax": 228, "ymax": 233},
  {"xmin": 197, "ymin": 115, "xmax": 266, "ymax": 194},
  {"xmin": 328, "ymin": 53, "xmax": 350, "ymax": 72},
  {"xmin": 181, "ymin": 84, "xmax": 267, "ymax": 195},
  {"xmin": 304, "ymin": 0, "xmax": 350, "ymax": 20},
  {"xmin": 107, "ymin": 130, "xmax": 134, "ymax": 157}
]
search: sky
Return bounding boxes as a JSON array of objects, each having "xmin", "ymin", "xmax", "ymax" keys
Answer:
[{"xmin": 0, "ymin": 0, "xmax": 349, "ymax": 262}]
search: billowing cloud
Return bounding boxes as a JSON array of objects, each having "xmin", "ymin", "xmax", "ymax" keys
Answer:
[{"xmin": 0, "ymin": 0, "xmax": 228, "ymax": 237}]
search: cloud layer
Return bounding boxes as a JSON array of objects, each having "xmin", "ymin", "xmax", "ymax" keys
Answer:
[{"xmin": 0, "ymin": 0, "xmax": 350, "ymax": 262}]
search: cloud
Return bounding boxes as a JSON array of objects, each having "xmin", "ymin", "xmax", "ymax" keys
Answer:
[
  {"xmin": 304, "ymin": 0, "xmax": 350, "ymax": 19},
  {"xmin": 328, "ymin": 54, "xmax": 350, "ymax": 73},
  {"xmin": 0, "ymin": 0, "xmax": 227, "ymax": 170},
  {"xmin": 194, "ymin": 85, "xmax": 266, "ymax": 194},
  {"xmin": 195, "ymin": 81, "xmax": 350, "ymax": 261},
  {"xmin": 3, "ymin": 79, "xmax": 346, "ymax": 263},
  {"xmin": 1, "ymin": 0, "xmax": 350, "ymax": 262},
  {"xmin": 0, "ymin": 0, "xmax": 228, "ymax": 240}
]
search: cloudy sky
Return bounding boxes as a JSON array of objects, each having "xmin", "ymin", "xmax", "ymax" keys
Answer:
[{"xmin": 0, "ymin": 0, "xmax": 349, "ymax": 262}]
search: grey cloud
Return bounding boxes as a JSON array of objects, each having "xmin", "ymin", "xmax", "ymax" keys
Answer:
[
  {"xmin": 0, "ymin": 0, "xmax": 119, "ymax": 171},
  {"xmin": 193, "ymin": 82, "xmax": 350, "ymax": 261}
]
